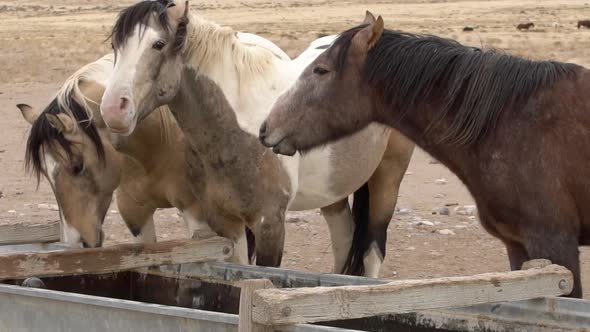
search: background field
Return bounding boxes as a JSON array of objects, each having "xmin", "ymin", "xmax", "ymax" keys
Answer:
[{"xmin": 1, "ymin": 0, "xmax": 589, "ymax": 295}]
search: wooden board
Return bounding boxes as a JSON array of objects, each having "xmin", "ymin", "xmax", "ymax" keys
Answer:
[
  {"xmin": 252, "ymin": 264, "xmax": 573, "ymax": 325},
  {"xmin": 0, "ymin": 237, "xmax": 233, "ymax": 279},
  {"xmin": 0, "ymin": 221, "xmax": 60, "ymax": 245}
]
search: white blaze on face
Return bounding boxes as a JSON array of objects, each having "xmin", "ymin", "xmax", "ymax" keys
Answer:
[
  {"xmin": 43, "ymin": 152, "xmax": 58, "ymax": 189},
  {"xmin": 44, "ymin": 153, "xmax": 82, "ymax": 244},
  {"xmin": 101, "ymin": 25, "xmax": 161, "ymax": 135}
]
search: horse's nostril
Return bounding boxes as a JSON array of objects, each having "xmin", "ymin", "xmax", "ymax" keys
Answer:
[
  {"xmin": 259, "ymin": 121, "xmax": 267, "ymax": 139},
  {"xmin": 119, "ymin": 97, "xmax": 129, "ymax": 111}
]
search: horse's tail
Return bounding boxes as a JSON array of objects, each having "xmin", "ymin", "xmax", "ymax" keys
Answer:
[{"xmin": 341, "ymin": 182, "xmax": 370, "ymax": 276}]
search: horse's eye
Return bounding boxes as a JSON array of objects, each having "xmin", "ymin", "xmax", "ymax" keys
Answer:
[
  {"xmin": 71, "ymin": 162, "xmax": 84, "ymax": 176},
  {"xmin": 313, "ymin": 67, "xmax": 330, "ymax": 76},
  {"xmin": 152, "ymin": 40, "xmax": 166, "ymax": 51}
]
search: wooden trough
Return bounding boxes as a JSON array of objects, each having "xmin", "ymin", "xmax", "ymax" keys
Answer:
[{"xmin": 0, "ymin": 238, "xmax": 585, "ymax": 332}]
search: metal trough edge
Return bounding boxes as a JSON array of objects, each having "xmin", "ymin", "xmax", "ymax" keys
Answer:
[{"xmin": 0, "ymin": 283, "xmax": 362, "ymax": 332}]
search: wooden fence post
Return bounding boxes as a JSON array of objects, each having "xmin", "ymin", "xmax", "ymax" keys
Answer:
[{"xmin": 239, "ymin": 279, "xmax": 275, "ymax": 332}]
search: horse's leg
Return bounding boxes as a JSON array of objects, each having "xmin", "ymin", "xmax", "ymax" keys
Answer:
[
  {"xmin": 504, "ymin": 240, "xmax": 529, "ymax": 271},
  {"xmin": 205, "ymin": 210, "xmax": 249, "ymax": 265},
  {"xmin": 229, "ymin": 225, "xmax": 249, "ymax": 265},
  {"xmin": 321, "ymin": 199, "xmax": 354, "ymax": 274},
  {"xmin": 116, "ymin": 190, "xmax": 157, "ymax": 243},
  {"xmin": 251, "ymin": 206, "xmax": 286, "ymax": 267},
  {"xmin": 521, "ymin": 227, "xmax": 581, "ymax": 297},
  {"xmin": 181, "ymin": 201, "xmax": 213, "ymax": 238},
  {"xmin": 364, "ymin": 130, "xmax": 414, "ymax": 278}
]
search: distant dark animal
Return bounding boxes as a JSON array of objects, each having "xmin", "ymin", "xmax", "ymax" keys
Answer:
[
  {"xmin": 517, "ymin": 22, "xmax": 535, "ymax": 30},
  {"xmin": 463, "ymin": 26, "xmax": 474, "ymax": 32},
  {"xmin": 578, "ymin": 20, "xmax": 590, "ymax": 29},
  {"xmin": 261, "ymin": 16, "xmax": 590, "ymax": 298}
]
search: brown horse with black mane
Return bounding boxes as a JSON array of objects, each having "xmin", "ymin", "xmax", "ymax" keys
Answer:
[
  {"xmin": 260, "ymin": 15, "xmax": 590, "ymax": 297},
  {"xmin": 578, "ymin": 20, "xmax": 590, "ymax": 29}
]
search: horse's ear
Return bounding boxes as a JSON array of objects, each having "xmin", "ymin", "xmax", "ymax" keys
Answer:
[
  {"xmin": 352, "ymin": 15, "xmax": 384, "ymax": 52},
  {"xmin": 16, "ymin": 103, "xmax": 39, "ymax": 125},
  {"xmin": 363, "ymin": 10, "xmax": 376, "ymax": 25},
  {"xmin": 45, "ymin": 113, "xmax": 75, "ymax": 134},
  {"xmin": 168, "ymin": 0, "xmax": 189, "ymax": 25}
]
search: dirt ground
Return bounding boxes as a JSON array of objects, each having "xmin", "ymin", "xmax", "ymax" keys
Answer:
[{"xmin": 1, "ymin": 0, "xmax": 590, "ymax": 295}]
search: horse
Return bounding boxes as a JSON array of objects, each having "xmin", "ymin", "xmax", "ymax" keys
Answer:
[
  {"xmin": 260, "ymin": 16, "xmax": 589, "ymax": 297},
  {"xmin": 99, "ymin": 1, "xmax": 414, "ymax": 277},
  {"xmin": 19, "ymin": 29, "xmax": 294, "ymax": 253},
  {"xmin": 578, "ymin": 20, "xmax": 590, "ymax": 29},
  {"xmin": 19, "ymin": 54, "xmax": 214, "ymax": 248},
  {"xmin": 517, "ymin": 22, "xmax": 535, "ymax": 30}
]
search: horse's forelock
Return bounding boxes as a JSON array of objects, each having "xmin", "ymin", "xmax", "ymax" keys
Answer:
[
  {"xmin": 25, "ymin": 95, "xmax": 106, "ymax": 185},
  {"xmin": 109, "ymin": 0, "xmax": 173, "ymax": 49},
  {"xmin": 330, "ymin": 25, "xmax": 366, "ymax": 75},
  {"xmin": 25, "ymin": 99, "xmax": 74, "ymax": 185}
]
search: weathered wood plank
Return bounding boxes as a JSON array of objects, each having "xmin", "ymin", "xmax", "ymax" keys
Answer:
[
  {"xmin": 0, "ymin": 237, "xmax": 233, "ymax": 279},
  {"xmin": 0, "ymin": 221, "xmax": 60, "ymax": 245},
  {"xmin": 239, "ymin": 279, "xmax": 274, "ymax": 332},
  {"xmin": 252, "ymin": 264, "xmax": 573, "ymax": 325}
]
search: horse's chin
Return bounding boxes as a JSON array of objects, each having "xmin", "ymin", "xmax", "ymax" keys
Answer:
[{"xmin": 271, "ymin": 139, "xmax": 298, "ymax": 156}]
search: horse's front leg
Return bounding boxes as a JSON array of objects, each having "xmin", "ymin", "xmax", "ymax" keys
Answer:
[
  {"xmin": 321, "ymin": 199, "xmax": 354, "ymax": 274},
  {"xmin": 116, "ymin": 189, "xmax": 157, "ymax": 243}
]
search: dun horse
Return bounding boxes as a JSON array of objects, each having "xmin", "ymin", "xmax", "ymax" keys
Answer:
[
  {"xmin": 20, "ymin": 54, "xmax": 213, "ymax": 248},
  {"xmin": 100, "ymin": 1, "xmax": 414, "ymax": 276},
  {"xmin": 261, "ymin": 16, "xmax": 589, "ymax": 297}
]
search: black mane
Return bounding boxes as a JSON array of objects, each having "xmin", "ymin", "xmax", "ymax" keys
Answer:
[
  {"xmin": 109, "ymin": 0, "xmax": 173, "ymax": 48},
  {"xmin": 25, "ymin": 96, "xmax": 105, "ymax": 184},
  {"xmin": 332, "ymin": 26, "xmax": 579, "ymax": 145}
]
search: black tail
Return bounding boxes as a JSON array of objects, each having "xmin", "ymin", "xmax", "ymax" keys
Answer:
[
  {"xmin": 341, "ymin": 182, "xmax": 370, "ymax": 275},
  {"xmin": 246, "ymin": 226, "xmax": 256, "ymax": 264}
]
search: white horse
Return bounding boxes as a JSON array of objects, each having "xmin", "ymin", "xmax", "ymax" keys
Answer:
[{"xmin": 100, "ymin": 1, "xmax": 414, "ymax": 277}]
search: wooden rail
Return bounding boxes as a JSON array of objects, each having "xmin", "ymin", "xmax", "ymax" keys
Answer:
[
  {"xmin": 0, "ymin": 221, "xmax": 60, "ymax": 245},
  {"xmin": 248, "ymin": 263, "xmax": 572, "ymax": 326},
  {"xmin": 0, "ymin": 237, "xmax": 233, "ymax": 279}
]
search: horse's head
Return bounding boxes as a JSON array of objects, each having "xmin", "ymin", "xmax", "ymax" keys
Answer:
[
  {"xmin": 19, "ymin": 93, "xmax": 122, "ymax": 247},
  {"xmin": 101, "ymin": 0, "xmax": 190, "ymax": 135},
  {"xmin": 260, "ymin": 12, "xmax": 383, "ymax": 155}
]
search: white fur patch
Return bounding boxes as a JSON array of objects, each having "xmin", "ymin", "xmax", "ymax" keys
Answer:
[
  {"xmin": 363, "ymin": 243, "xmax": 384, "ymax": 278},
  {"xmin": 43, "ymin": 153, "xmax": 58, "ymax": 189},
  {"xmin": 233, "ymin": 231, "xmax": 249, "ymax": 265},
  {"xmin": 62, "ymin": 221, "xmax": 82, "ymax": 245}
]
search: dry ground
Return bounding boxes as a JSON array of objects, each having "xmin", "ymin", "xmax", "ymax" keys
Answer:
[{"xmin": 1, "ymin": 0, "xmax": 590, "ymax": 295}]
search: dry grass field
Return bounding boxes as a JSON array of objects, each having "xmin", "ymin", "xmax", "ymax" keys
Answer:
[{"xmin": 0, "ymin": 0, "xmax": 589, "ymax": 295}]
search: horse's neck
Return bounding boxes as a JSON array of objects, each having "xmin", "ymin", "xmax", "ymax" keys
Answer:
[
  {"xmin": 81, "ymin": 82, "xmax": 174, "ymax": 170},
  {"xmin": 117, "ymin": 109, "xmax": 178, "ymax": 170},
  {"xmin": 377, "ymin": 102, "xmax": 473, "ymax": 181},
  {"xmin": 169, "ymin": 72, "xmax": 261, "ymax": 165},
  {"xmin": 183, "ymin": 16, "xmax": 298, "ymax": 136}
]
